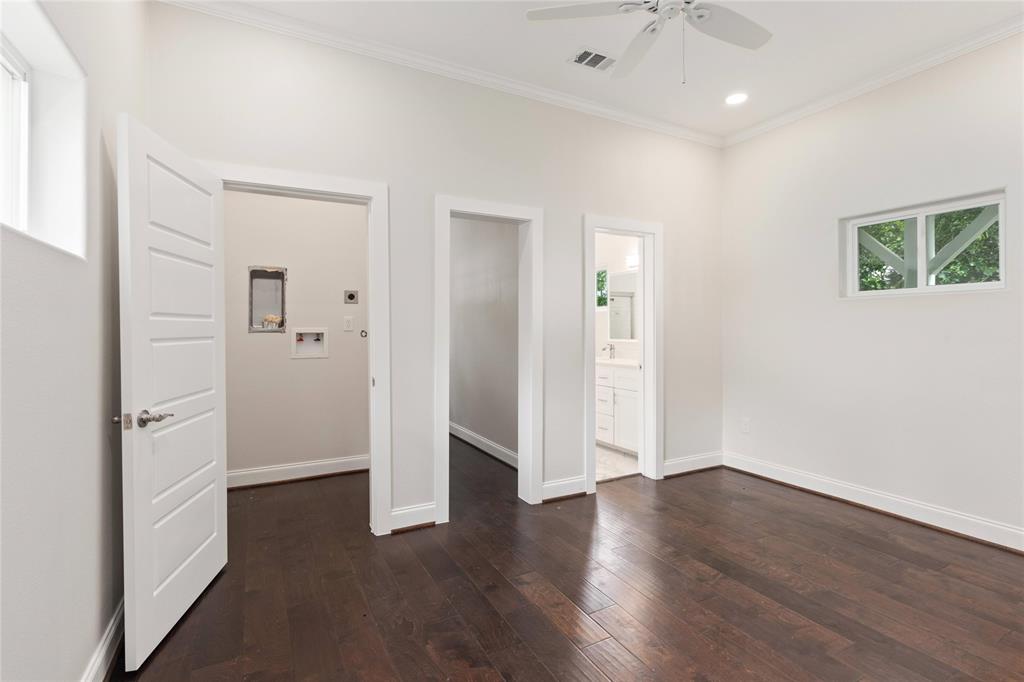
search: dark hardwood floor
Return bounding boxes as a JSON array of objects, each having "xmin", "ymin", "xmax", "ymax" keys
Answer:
[{"xmin": 114, "ymin": 437, "xmax": 1024, "ymax": 680}]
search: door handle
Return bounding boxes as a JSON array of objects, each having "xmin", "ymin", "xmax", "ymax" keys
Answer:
[{"xmin": 137, "ymin": 409, "xmax": 174, "ymax": 428}]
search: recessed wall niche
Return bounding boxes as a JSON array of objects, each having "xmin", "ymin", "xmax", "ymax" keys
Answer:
[{"xmin": 249, "ymin": 266, "xmax": 286, "ymax": 332}]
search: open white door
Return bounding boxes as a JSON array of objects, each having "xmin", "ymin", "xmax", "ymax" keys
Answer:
[{"xmin": 117, "ymin": 115, "xmax": 226, "ymax": 671}]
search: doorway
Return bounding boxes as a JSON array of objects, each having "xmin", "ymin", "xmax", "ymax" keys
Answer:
[
  {"xmin": 583, "ymin": 215, "xmax": 664, "ymax": 492},
  {"xmin": 209, "ymin": 163, "xmax": 394, "ymax": 535},
  {"xmin": 448, "ymin": 215, "xmax": 519, "ymax": 475},
  {"xmin": 435, "ymin": 196, "xmax": 544, "ymax": 515},
  {"xmin": 222, "ymin": 190, "xmax": 369, "ymax": 486}
]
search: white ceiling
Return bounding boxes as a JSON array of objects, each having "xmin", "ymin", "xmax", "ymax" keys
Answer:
[{"xmin": 196, "ymin": 1, "xmax": 1023, "ymax": 144}]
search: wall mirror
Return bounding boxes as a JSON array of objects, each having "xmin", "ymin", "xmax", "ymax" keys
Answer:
[
  {"xmin": 249, "ymin": 266, "xmax": 286, "ymax": 332},
  {"xmin": 608, "ymin": 270, "xmax": 638, "ymax": 340}
]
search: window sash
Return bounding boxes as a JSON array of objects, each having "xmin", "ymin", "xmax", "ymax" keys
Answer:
[
  {"xmin": 846, "ymin": 193, "xmax": 1005, "ymax": 298},
  {"xmin": 0, "ymin": 33, "xmax": 29, "ymax": 231}
]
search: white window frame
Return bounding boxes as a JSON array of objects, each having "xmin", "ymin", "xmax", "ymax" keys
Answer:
[
  {"xmin": 1, "ymin": 34, "xmax": 30, "ymax": 232},
  {"xmin": 843, "ymin": 191, "xmax": 1006, "ymax": 298}
]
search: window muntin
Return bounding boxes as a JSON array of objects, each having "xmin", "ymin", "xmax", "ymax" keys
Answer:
[{"xmin": 846, "ymin": 194, "xmax": 1005, "ymax": 297}]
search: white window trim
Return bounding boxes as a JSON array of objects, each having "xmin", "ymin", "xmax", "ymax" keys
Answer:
[
  {"xmin": 843, "ymin": 191, "xmax": 1006, "ymax": 299},
  {"xmin": 1, "ymin": 34, "xmax": 30, "ymax": 232}
]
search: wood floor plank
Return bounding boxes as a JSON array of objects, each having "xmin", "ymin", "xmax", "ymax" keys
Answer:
[
  {"xmin": 510, "ymin": 571, "xmax": 611, "ymax": 647},
  {"xmin": 116, "ymin": 441, "xmax": 1024, "ymax": 682},
  {"xmin": 581, "ymin": 637, "xmax": 655, "ymax": 682}
]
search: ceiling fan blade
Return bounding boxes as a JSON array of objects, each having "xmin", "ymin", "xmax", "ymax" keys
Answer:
[
  {"xmin": 612, "ymin": 18, "xmax": 665, "ymax": 79},
  {"xmin": 527, "ymin": 1, "xmax": 633, "ymax": 21},
  {"xmin": 685, "ymin": 3, "xmax": 771, "ymax": 50}
]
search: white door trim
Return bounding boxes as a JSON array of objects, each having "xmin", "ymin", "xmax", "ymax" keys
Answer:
[
  {"xmin": 584, "ymin": 214, "xmax": 664, "ymax": 492},
  {"xmin": 203, "ymin": 162, "xmax": 394, "ymax": 535},
  {"xmin": 435, "ymin": 195, "xmax": 544, "ymax": 516}
]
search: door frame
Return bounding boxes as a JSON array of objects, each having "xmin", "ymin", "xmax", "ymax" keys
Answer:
[
  {"xmin": 435, "ymin": 195, "xmax": 544, "ymax": 516},
  {"xmin": 205, "ymin": 162, "xmax": 394, "ymax": 535},
  {"xmin": 583, "ymin": 214, "xmax": 664, "ymax": 491}
]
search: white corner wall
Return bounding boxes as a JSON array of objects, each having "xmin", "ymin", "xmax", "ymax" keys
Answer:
[
  {"xmin": 0, "ymin": 2, "xmax": 147, "ymax": 680},
  {"xmin": 721, "ymin": 35, "xmax": 1024, "ymax": 549},
  {"xmin": 449, "ymin": 217, "xmax": 519, "ymax": 457},
  {"xmin": 142, "ymin": 2, "xmax": 723, "ymax": 508}
]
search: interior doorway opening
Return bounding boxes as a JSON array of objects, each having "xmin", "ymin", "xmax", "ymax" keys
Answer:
[
  {"xmin": 593, "ymin": 231, "xmax": 643, "ymax": 481},
  {"xmin": 435, "ymin": 196, "xmax": 544, "ymax": 516},
  {"xmin": 210, "ymin": 164, "xmax": 393, "ymax": 535},
  {"xmin": 223, "ymin": 189, "xmax": 370, "ymax": 492},
  {"xmin": 583, "ymin": 215, "xmax": 664, "ymax": 493},
  {"xmin": 448, "ymin": 215, "xmax": 520, "ymax": 480}
]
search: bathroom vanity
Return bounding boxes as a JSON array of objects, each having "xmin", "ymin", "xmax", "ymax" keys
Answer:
[{"xmin": 595, "ymin": 358, "xmax": 641, "ymax": 452}]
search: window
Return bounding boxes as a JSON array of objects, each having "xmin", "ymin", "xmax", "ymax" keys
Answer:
[
  {"xmin": 845, "ymin": 193, "xmax": 1004, "ymax": 297},
  {"xmin": 596, "ymin": 268, "xmax": 608, "ymax": 307},
  {"xmin": 2, "ymin": 0, "xmax": 86, "ymax": 256},
  {"xmin": 0, "ymin": 36, "xmax": 29, "ymax": 231}
]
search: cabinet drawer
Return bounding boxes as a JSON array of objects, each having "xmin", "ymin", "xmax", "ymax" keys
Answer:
[
  {"xmin": 613, "ymin": 366, "xmax": 641, "ymax": 392},
  {"xmin": 596, "ymin": 385, "xmax": 614, "ymax": 415},
  {"xmin": 596, "ymin": 364, "xmax": 614, "ymax": 387},
  {"xmin": 596, "ymin": 413, "xmax": 614, "ymax": 443}
]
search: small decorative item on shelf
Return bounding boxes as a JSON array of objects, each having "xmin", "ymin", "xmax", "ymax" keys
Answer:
[
  {"xmin": 296, "ymin": 332, "xmax": 304, "ymax": 343},
  {"xmin": 263, "ymin": 313, "xmax": 283, "ymax": 329},
  {"xmin": 315, "ymin": 333, "xmax": 322, "ymax": 343}
]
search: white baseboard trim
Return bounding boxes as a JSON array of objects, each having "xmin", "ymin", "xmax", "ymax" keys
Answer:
[
  {"xmin": 663, "ymin": 451, "xmax": 723, "ymax": 477},
  {"xmin": 81, "ymin": 599, "xmax": 123, "ymax": 682},
  {"xmin": 449, "ymin": 422, "xmax": 518, "ymax": 469},
  {"xmin": 723, "ymin": 451, "xmax": 1024, "ymax": 552},
  {"xmin": 389, "ymin": 502, "xmax": 437, "ymax": 531},
  {"xmin": 543, "ymin": 474, "xmax": 587, "ymax": 500},
  {"xmin": 227, "ymin": 454, "xmax": 368, "ymax": 488}
]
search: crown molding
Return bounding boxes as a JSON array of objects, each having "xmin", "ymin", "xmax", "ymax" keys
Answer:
[
  {"xmin": 724, "ymin": 14, "xmax": 1024, "ymax": 146},
  {"xmin": 159, "ymin": 0, "xmax": 724, "ymax": 148},
  {"xmin": 158, "ymin": 2, "xmax": 1022, "ymax": 150}
]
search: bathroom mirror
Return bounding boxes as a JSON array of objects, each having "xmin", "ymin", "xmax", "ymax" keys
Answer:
[
  {"xmin": 608, "ymin": 270, "xmax": 638, "ymax": 341},
  {"xmin": 249, "ymin": 266, "xmax": 286, "ymax": 332}
]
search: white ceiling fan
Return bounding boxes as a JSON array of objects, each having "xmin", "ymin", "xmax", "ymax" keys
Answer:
[{"xmin": 527, "ymin": 0, "xmax": 771, "ymax": 81}]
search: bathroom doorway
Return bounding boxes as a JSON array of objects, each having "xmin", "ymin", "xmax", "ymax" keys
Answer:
[{"xmin": 583, "ymin": 215, "xmax": 664, "ymax": 491}]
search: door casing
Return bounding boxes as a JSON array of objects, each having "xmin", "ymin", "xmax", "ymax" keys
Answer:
[
  {"xmin": 583, "ymin": 214, "xmax": 664, "ymax": 491},
  {"xmin": 205, "ymin": 162, "xmax": 394, "ymax": 535},
  {"xmin": 434, "ymin": 196, "xmax": 545, "ymax": 514}
]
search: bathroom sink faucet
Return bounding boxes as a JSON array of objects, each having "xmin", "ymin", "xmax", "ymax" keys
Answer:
[{"xmin": 603, "ymin": 343, "xmax": 616, "ymax": 359}]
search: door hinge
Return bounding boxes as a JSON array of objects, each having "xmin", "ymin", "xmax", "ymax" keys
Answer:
[{"xmin": 371, "ymin": 376, "xmax": 376, "ymax": 387}]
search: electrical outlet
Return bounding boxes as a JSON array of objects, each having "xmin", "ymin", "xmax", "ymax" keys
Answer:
[{"xmin": 740, "ymin": 417, "xmax": 752, "ymax": 434}]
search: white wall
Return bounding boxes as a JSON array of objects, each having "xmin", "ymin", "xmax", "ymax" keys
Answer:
[
  {"xmin": 449, "ymin": 217, "xmax": 518, "ymax": 454},
  {"xmin": 595, "ymin": 232, "xmax": 642, "ymax": 361},
  {"xmin": 224, "ymin": 190, "xmax": 369, "ymax": 472},
  {"xmin": 0, "ymin": 2, "xmax": 146, "ymax": 679},
  {"xmin": 143, "ymin": 2, "xmax": 723, "ymax": 503},
  {"xmin": 721, "ymin": 36, "xmax": 1024, "ymax": 548}
]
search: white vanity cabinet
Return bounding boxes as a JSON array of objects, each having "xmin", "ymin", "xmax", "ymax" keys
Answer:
[{"xmin": 595, "ymin": 361, "xmax": 641, "ymax": 452}]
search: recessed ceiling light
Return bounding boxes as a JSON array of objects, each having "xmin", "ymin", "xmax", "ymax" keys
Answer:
[{"xmin": 725, "ymin": 92, "xmax": 749, "ymax": 106}]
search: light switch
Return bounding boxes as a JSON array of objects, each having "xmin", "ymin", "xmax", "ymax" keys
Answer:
[{"xmin": 344, "ymin": 316, "xmax": 354, "ymax": 331}]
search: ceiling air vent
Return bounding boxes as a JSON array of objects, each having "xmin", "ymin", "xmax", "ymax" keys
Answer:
[{"xmin": 570, "ymin": 48, "xmax": 616, "ymax": 72}]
